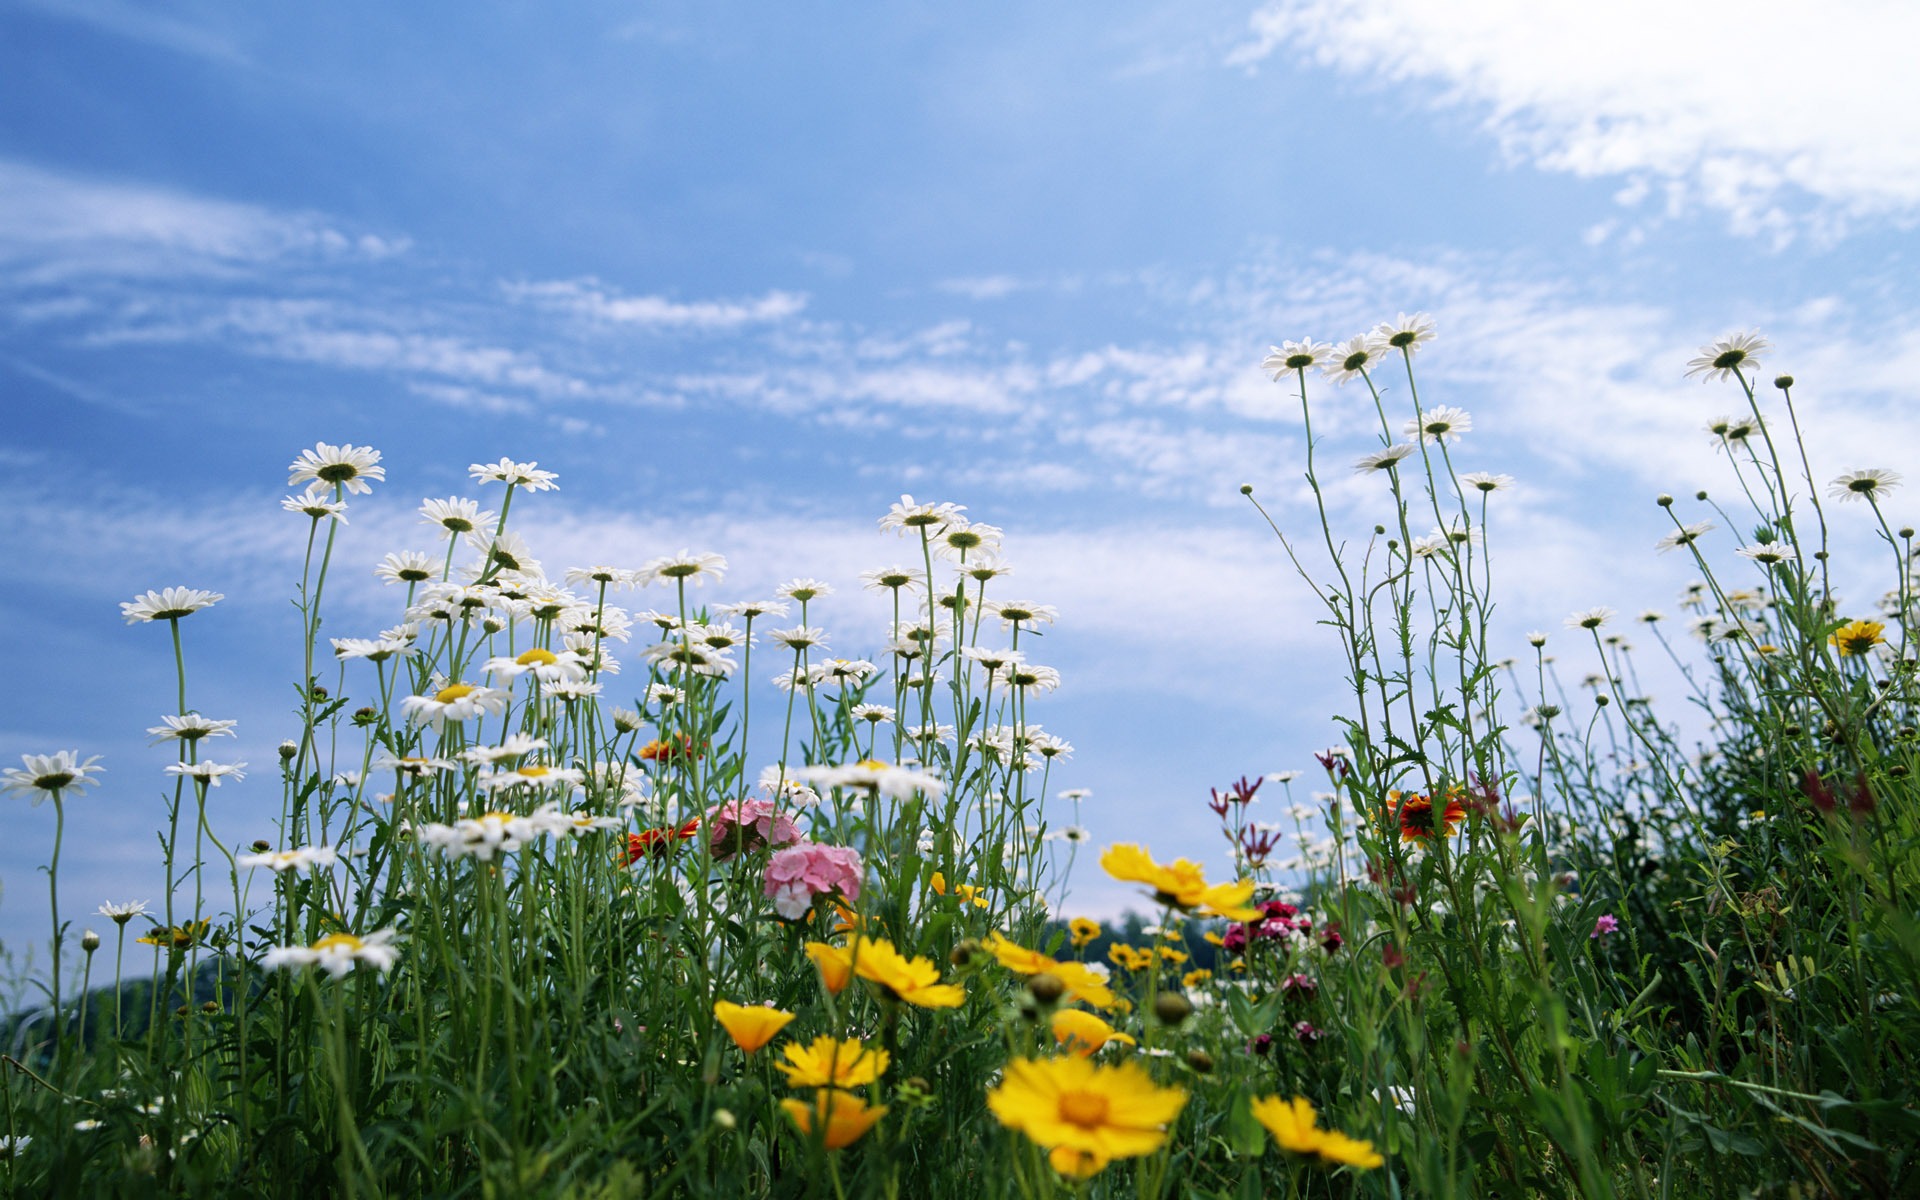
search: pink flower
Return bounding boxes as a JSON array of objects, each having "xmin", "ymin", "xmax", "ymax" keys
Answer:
[
  {"xmin": 1590, "ymin": 914, "xmax": 1620, "ymax": 940},
  {"xmin": 763, "ymin": 841, "xmax": 863, "ymax": 919},
  {"xmin": 705, "ymin": 798, "xmax": 802, "ymax": 859}
]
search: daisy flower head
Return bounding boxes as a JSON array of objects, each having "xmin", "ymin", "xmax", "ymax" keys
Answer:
[
  {"xmin": 1656, "ymin": 521, "xmax": 1714, "ymax": 553},
  {"xmin": 1261, "ymin": 338, "xmax": 1334, "ymax": 378},
  {"xmin": 466, "ymin": 529, "xmax": 543, "ymax": 578},
  {"xmin": 638, "ymin": 550, "xmax": 728, "ymax": 587},
  {"xmin": 370, "ymin": 752, "xmax": 458, "ymax": 778},
  {"xmin": 713, "ymin": 598, "xmax": 791, "ymax": 621},
  {"xmin": 331, "ymin": 636, "xmax": 416, "ymax": 663},
  {"xmin": 484, "ymin": 646, "xmax": 588, "ymax": 684},
  {"xmin": 1006, "ymin": 662, "xmax": 1062, "ymax": 692},
  {"xmin": 237, "ymin": 844, "xmax": 338, "ymax": 874},
  {"xmin": 121, "ymin": 587, "xmax": 223, "ymax": 624},
  {"xmin": 1371, "ymin": 311, "xmax": 1437, "ymax": 356},
  {"xmin": 146, "ymin": 714, "xmax": 237, "ymax": 744},
  {"xmin": 1353, "ymin": 444, "xmax": 1416, "ymax": 474},
  {"xmin": 860, "ymin": 565, "xmax": 922, "ymax": 593},
  {"xmin": 468, "ymin": 457, "xmax": 558, "ymax": 491},
  {"xmin": 458, "ymin": 733, "xmax": 550, "ymax": 766},
  {"xmin": 987, "ymin": 600, "xmax": 1058, "ymax": 629},
  {"xmin": 879, "ymin": 494, "xmax": 965, "ymax": 534},
  {"xmin": 288, "ymin": 442, "xmax": 384, "ymax": 495},
  {"xmin": 1830, "ymin": 618, "xmax": 1887, "ymax": 657},
  {"xmin": 419, "ymin": 497, "xmax": 495, "ymax": 540},
  {"xmin": 1460, "ymin": 472, "xmax": 1514, "ymax": 494},
  {"xmin": 164, "ymin": 760, "xmax": 246, "ymax": 787},
  {"xmin": 262, "ymin": 928, "xmax": 400, "ymax": 979},
  {"xmin": 1684, "ymin": 331, "xmax": 1769, "ymax": 383},
  {"xmin": 97, "ymin": 900, "xmax": 150, "ymax": 925},
  {"xmin": 1321, "ymin": 334, "xmax": 1380, "ymax": 386},
  {"xmin": 375, "ymin": 551, "xmax": 436, "ymax": 586},
  {"xmin": 779, "ymin": 1089, "xmax": 888, "ymax": 1150},
  {"xmin": 1829, "ymin": 468, "xmax": 1902, "ymax": 504},
  {"xmin": 563, "ymin": 565, "xmax": 638, "ymax": 591},
  {"xmin": 851, "ymin": 703, "xmax": 895, "ymax": 725},
  {"xmin": 282, "ymin": 485, "xmax": 348, "ymax": 524},
  {"xmin": 398, "ymin": 681, "xmax": 510, "ymax": 728},
  {"xmin": 3, "ymin": 751, "xmax": 105, "ymax": 804},
  {"xmin": 933, "ymin": 520, "xmax": 1003, "ymax": 561},
  {"xmin": 1565, "ymin": 607, "xmax": 1614, "ymax": 632},
  {"xmin": 1706, "ymin": 414, "xmax": 1763, "ymax": 449},
  {"xmin": 987, "ymin": 1056, "xmax": 1187, "ymax": 1178},
  {"xmin": 776, "ymin": 577, "xmax": 834, "ymax": 602},
  {"xmin": 768, "ymin": 625, "xmax": 830, "ymax": 652},
  {"xmin": 1737, "ymin": 543, "xmax": 1797, "ymax": 565},
  {"xmin": 1249, "ymin": 1094, "xmax": 1383, "ymax": 1169},
  {"xmin": 1404, "ymin": 405, "xmax": 1471, "ymax": 445}
]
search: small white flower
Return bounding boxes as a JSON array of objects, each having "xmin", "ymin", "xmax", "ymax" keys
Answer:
[
  {"xmin": 1565, "ymin": 607, "xmax": 1614, "ymax": 632},
  {"xmin": 263, "ymin": 928, "xmax": 401, "ymax": 978},
  {"xmin": 932, "ymin": 520, "xmax": 1003, "ymax": 561},
  {"xmin": 164, "ymin": 760, "xmax": 246, "ymax": 787},
  {"xmin": 1736, "ymin": 543, "xmax": 1797, "ymax": 565},
  {"xmin": 2, "ymin": 751, "xmax": 105, "ymax": 805},
  {"xmin": 420, "ymin": 497, "xmax": 496, "ymax": 540},
  {"xmin": 288, "ymin": 442, "xmax": 385, "ymax": 495},
  {"xmin": 1684, "ymin": 331, "xmax": 1768, "ymax": 383},
  {"xmin": 1261, "ymin": 338, "xmax": 1334, "ymax": 378},
  {"xmin": 98, "ymin": 900, "xmax": 150, "ymax": 925},
  {"xmin": 564, "ymin": 565, "xmax": 638, "ymax": 590},
  {"xmin": 238, "ymin": 844, "xmax": 338, "ymax": 874},
  {"xmin": 986, "ymin": 600, "xmax": 1057, "ymax": 629},
  {"xmin": 375, "ymin": 551, "xmax": 437, "ymax": 586},
  {"xmin": 282, "ymin": 485, "xmax": 348, "ymax": 523},
  {"xmin": 713, "ymin": 599, "xmax": 791, "ymax": 621},
  {"xmin": 459, "ymin": 734, "xmax": 551, "ymax": 766},
  {"xmin": 879, "ymin": 494, "xmax": 965, "ymax": 534},
  {"xmin": 398, "ymin": 682, "xmax": 510, "ymax": 728},
  {"xmin": 1353, "ymin": 444, "xmax": 1416, "ymax": 474},
  {"xmin": 1370, "ymin": 312, "xmax": 1437, "ymax": 356},
  {"xmin": 768, "ymin": 625, "xmax": 830, "ymax": 651},
  {"xmin": 637, "ymin": 550, "xmax": 728, "ymax": 587},
  {"xmin": 1656, "ymin": 521, "xmax": 1714, "ymax": 553},
  {"xmin": 469, "ymin": 457, "xmax": 559, "ymax": 491},
  {"xmin": 860, "ymin": 565, "xmax": 923, "ymax": 593},
  {"xmin": 1402, "ymin": 405, "xmax": 1471, "ymax": 445},
  {"xmin": 146, "ymin": 715, "xmax": 237, "ymax": 744},
  {"xmin": 484, "ymin": 647, "xmax": 588, "ymax": 684},
  {"xmin": 850, "ymin": 703, "xmax": 895, "ymax": 724},
  {"xmin": 776, "ymin": 577, "xmax": 834, "ymax": 602},
  {"xmin": 1459, "ymin": 472, "xmax": 1513, "ymax": 493},
  {"xmin": 121, "ymin": 587, "xmax": 223, "ymax": 624},
  {"xmin": 331, "ymin": 637, "xmax": 416, "ymax": 662},
  {"xmin": 1321, "ymin": 334, "xmax": 1379, "ymax": 386},
  {"xmin": 1829, "ymin": 469, "xmax": 1902, "ymax": 503}
]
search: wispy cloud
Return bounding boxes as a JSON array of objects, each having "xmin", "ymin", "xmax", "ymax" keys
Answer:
[
  {"xmin": 1229, "ymin": 0, "xmax": 1920, "ymax": 243},
  {"xmin": 7, "ymin": 0, "xmax": 250, "ymax": 65},
  {"xmin": 503, "ymin": 277, "xmax": 806, "ymax": 330}
]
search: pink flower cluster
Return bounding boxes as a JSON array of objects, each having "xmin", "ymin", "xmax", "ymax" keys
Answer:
[
  {"xmin": 763, "ymin": 841, "xmax": 864, "ymax": 919},
  {"xmin": 705, "ymin": 798, "xmax": 801, "ymax": 860},
  {"xmin": 1221, "ymin": 900, "xmax": 1315, "ymax": 954}
]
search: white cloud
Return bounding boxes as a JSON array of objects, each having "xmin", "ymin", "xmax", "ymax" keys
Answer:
[
  {"xmin": 504, "ymin": 277, "xmax": 806, "ymax": 330},
  {"xmin": 1230, "ymin": 1, "xmax": 1920, "ymax": 240}
]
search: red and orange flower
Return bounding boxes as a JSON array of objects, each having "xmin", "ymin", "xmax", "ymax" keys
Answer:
[{"xmin": 1392, "ymin": 789, "xmax": 1465, "ymax": 841}]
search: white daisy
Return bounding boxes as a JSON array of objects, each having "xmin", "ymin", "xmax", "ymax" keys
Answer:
[
  {"xmin": 480, "ymin": 764, "xmax": 586, "ymax": 794},
  {"xmin": 1829, "ymin": 469, "xmax": 1902, "ymax": 503},
  {"xmin": 1565, "ymin": 607, "xmax": 1614, "ymax": 631},
  {"xmin": 1684, "ymin": 331, "xmax": 1768, "ymax": 383},
  {"xmin": 97, "ymin": 900, "xmax": 150, "ymax": 925},
  {"xmin": 398, "ymin": 682, "xmax": 510, "ymax": 728},
  {"xmin": 563, "ymin": 565, "xmax": 638, "ymax": 590},
  {"xmin": 1656, "ymin": 521, "xmax": 1714, "ymax": 553},
  {"xmin": 419, "ymin": 497, "xmax": 496, "ymax": 540},
  {"xmin": 1006, "ymin": 662, "xmax": 1062, "ymax": 692},
  {"xmin": 768, "ymin": 625, "xmax": 830, "ymax": 651},
  {"xmin": 637, "ymin": 550, "xmax": 728, "ymax": 587},
  {"xmin": 861, "ymin": 566, "xmax": 922, "ymax": 593},
  {"xmin": 1403, "ymin": 405, "xmax": 1471, "ymax": 445},
  {"xmin": 1459, "ymin": 472, "xmax": 1514, "ymax": 493},
  {"xmin": 466, "ymin": 529, "xmax": 542, "ymax": 577},
  {"xmin": 1321, "ymin": 334, "xmax": 1380, "ymax": 386},
  {"xmin": 1261, "ymin": 338, "xmax": 1334, "ymax": 378},
  {"xmin": 960, "ymin": 555, "xmax": 1013, "ymax": 583},
  {"xmin": 933, "ymin": 521, "xmax": 1003, "ymax": 561},
  {"xmin": 484, "ymin": 647, "xmax": 588, "ymax": 684},
  {"xmin": 459, "ymin": 733, "xmax": 550, "ymax": 766},
  {"xmin": 986, "ymin": 600, "xmax": 1058, "ymax": 629},
  {"xmin": 776, "ymin": 578, "xmax": 834, "ymax": 602},
  {"xmin": 879, "ymin": 494, "xmax": 965, "ymax": 534},
  {"xmin": 146, "ymin": 715, "xmax": 237, "ymax": 744},
  {"xmin": 1736, "ymin": 543, "xmax": 1797, "ymax": 565},
  {"xmin": 468, "ymin": 458, "xmax": 559, "ymax": 491},
  {"xmin": 375, "ymin": 551, "xmax": 437, "ymax": 586},
  {"xmin": 1637, "ymin": 610, "xmax": 1665, "ymax": 624},
  {"xmin": 789, "ymin": 761, "xmax": 946, "ymax": 801},
  {"xmin": 238, "ymin": 844, "xmax": 338, "ymax": 874},
  {"xmin": 370, "ymin": 753, "xmax": 459, "ymax": 777},
  {"xmin": 1370, "ymin": 312, "xmax": 1437, "ymax": 356},
  {"xmin": 287, "ymin": 442, "xmax": 385, "ymax": 495},
  {"xmin": 1353, "ymin": 444, "xmax": 1416, "ymax": 474},
  {"xmin": 121, "ymin": 587, "xmax": 223, "ymax": 624},
  {"xmin": 331, "ymin": 637, "xmax": 416, "ymax": 662},
  {"xmin": 3, "ymin": 751, "xmax": 105, "ymax": 804},
  {"xmin": 164, "ymin": 761, "xmax": 246, "ymax": 787},
  {"xmin": 713, "ymin": 598, "xmax": 791, "ymax": 620},
  {"xmin": 263, "ymin": 928, "xmax": 401, "ymax": 978},
  {"xmin": 282, "ymin": 485, "xmax": 348, "ymax": 523},
  {"xmin": 851, "ymin": 703, "xmax": 895, "ymax": 724}
]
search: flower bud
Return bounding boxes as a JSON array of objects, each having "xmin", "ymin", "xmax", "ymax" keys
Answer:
[
  {"xmin": 1185, "ymin": 1049, "xmax": 1214, "ymax": 1074},
  {"xmin": 352, "ymin": 706, "xmax": 378, "ymax": 727},
  {"xmin": 1773, "ymin": 375, "xmax": 1794, "ymax": 390},
  {"xmin": 81, "ymin": 930, "xmax": 101, "ymax": 952},
  {"xmin": 1026, "ymin": 972, "xmax": 1066, "ymax": 1006},
  {"xmin": 1694, "ymin": 490, "xmax": 1708, "ymax": 501},
  {"xmin": 1152, "ymin": 992, "xmax": 1192, "ymax": 1026},
  {"xmin": 278, "ymin": 741, "xmax": 298, "ymax": 761},
  {"xmin": 1656, "ymin": 494, "xmax": 1674, "ymax": 507},
  {"xmin": 201, "ymin": 1000, "xmax": 221, "ymax": 1015},
  {"xmin": 252, "ymin": 839, "xmax": 272, "ymax": 853},
  {"xmin": 713, "ymin": 1109, "xmax": 736, "ymax": 1130},
  {"xmin": 1238, "ymin": 484, "xmax": 1253, "ymax": 496},
  {"xmin": 950, "ymin": 938, "xmax": 983, "ymax": 968}
]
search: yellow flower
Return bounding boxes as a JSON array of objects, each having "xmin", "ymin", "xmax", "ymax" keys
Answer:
[
  {"xmin": 1155, "ymin": 946, "xmax": 1188, "ymax": 965},
  {"xmin": 1106, "ymin": 944, "xmax": 1154, "ymax": 972},
  {"xmin": 987, "ymin": 1057, "xmax": 1187, "ymax": 1170},
  {"xmin": 1249, "ymin": 1095, "xmax": 1383, "ymax": 1170},
  {"xmin": 1050, "ymin": 1146, "xmax": 1109, "ymax": 1179},
  {"xmin": 1069, "ymin": 917, "xmax": 1101, "ymax": 947},
  {"xmin": 779, "ymin": 1089, "xmax": 888, "ymax": 1149},
  {"xmin": 777, "ymin": 1036, "xmax": 888, "ymax": 1089},
  {"xmin": 929, "ymin": 871, "xmax": 948, "ymax": 895},
  {"xmin": 850, "ymin": 936, "xmax": 966, "ymax": 1008},
  {"xmin": 983, "ymin": 934, "xmax": 1117, "ymax": 1010},
  {"xmin": 137, "ymin": 920, "xmax": 210, "ymax": 950},
  {"xmin": 712, "ymin": 1001, "xmax": 796, "ymax": 1054},
  {"xmin": 1051, "ymin": 1008, "xmax": 1136, "ymax": 1057},
  {"xmin": 1831, "ymin": 619, "xmax": 1887, "ymax": 657},
  {"xmin": 1099, "ymin": 843, "xmax": 1262, "ymax": 920},
  {"xmin": 1182, "ymin": 969, "xmax": 1212, "ymax": 989},
  {"xmin": 805, "ymin": 942, "xmax": 853, "ymax": 995},
  {"xmin": 955, "ymin": 883, "xmax": 990, "ymax": 909}
]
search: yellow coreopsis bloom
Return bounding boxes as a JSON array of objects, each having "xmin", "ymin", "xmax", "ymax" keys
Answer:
[
  {"xmin": 1051, "ymin": 1008, "xmax": 1136, "ymax": 1057},
  {"xmin": 1249, "ymin": 1095, "xmax": 1383, "ymax": 1170},
  {"xmin": 1069, "ymin": 917, "xmax": 1101, "ymax": 947},
  {"xmin": 779, "ymin": 1089, "xmax": 888, "ymax": 1150},
  {"xmin": 712, "ymin": 1001, "xmax": 796, "ymax": 1055},
  {"xmin": 777, "ymin": 1036, "xmax": 889, "ymax": 1089},
  {"xmin": 982, "ymin": 934, "xmax": 1117, "ymax": 1010},
  {"xmin": 1831, "ymin": 619, "xmax": 1886, "ymax": 657},
  {"xmin": 988, "ymin": 1056, "xmax": 1187, "ymax": 1172},
  {"xmin": 1099, "ymin": 843, "xmax": 1262, "ymax": 921},
  {"xmin": 805, "ymin": 941, "xmax": 853, "ymax": 995},
  {"xmin": 851, "ymin": 936, "xmax": 965, "ymax": 1008}
]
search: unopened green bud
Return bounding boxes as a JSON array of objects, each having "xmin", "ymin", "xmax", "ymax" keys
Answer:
[{"xmin": 1153, "ymin": 992, "xmax": 1192, "ymax": 1026}]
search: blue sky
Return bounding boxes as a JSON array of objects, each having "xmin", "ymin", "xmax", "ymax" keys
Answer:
[{"xmin": 4, "ymin": 0, "xmax": 1919, "ymax": 971}]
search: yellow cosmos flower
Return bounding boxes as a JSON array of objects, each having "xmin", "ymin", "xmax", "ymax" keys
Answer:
[
  {"xmin": 850, "ymin": 936, "xmax": 966, "ymax": 1008},
  {"xmin": 137, "ymin": 920, "xmax": 211, "ymax": 950},
  {"xmin": 988, "ymin": 1056, "xmax": 1187, "ymax": 1170},
  {"xmin": 1182, "ymin": 969, "xmax": 1213, "ymax": 989},
  {"xmin": 1069, "ymin": 917, "xmax": 1101, "ymax": 947},
  {"xmin": 1051, "ymin": 1008, "xmax": 1136, "ymax": 1057},
  {"xmin": 777, "ymin": 1036, "xmax": 889, "ymax": 1089},
  {"xmin": 1107, "ymin": 944, "xmax": 1154, "ymax": 972},
  {"xmin": 1099, "ymin": 844, "xmax": 1263, "ymax": 920},
  {"xmin": 712, "ymin": 1001, "xmax": 796, "ymax": 1054},
  {"xmin": 804, "ymin": 941, "xmax": 853, "ymax": 995},
  {"xmin": 1831, "ymin": 619, "xmax": 1887, "ymax": 657},
  {"xmin": 779, "ymin": 1089, "xmax": 888, "ymax": 1150},
  {"xmin": 1050, "ymin": 1146, "xmax": 1109, "ymax": 1179},
  {"xmin": 982, "ymin": 934, "xmax": 1117, "ymax": 1010},
  {"xmin": 1249, "ymin": 1095, "xmax": 1383, "ymax": 1170}
]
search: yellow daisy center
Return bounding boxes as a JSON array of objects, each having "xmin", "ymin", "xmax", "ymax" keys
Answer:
[
  {"xmin": 434, "ymin": 683, "xmax": 476, "ymax": 703},
  {"xmin": 517, "ymin": 648, "xmax": 558, "ymax": 666},
  {"xmin": 517, "ymin": 766, "xmax": 550, "ymax": 778},
  {"xmin": 1059, "ymin": 1092, "xmax": 1110, "ymax": 1129},
  {"xmin": 311, "ymin": 933, "xmax": 364, "ymax": 953}
]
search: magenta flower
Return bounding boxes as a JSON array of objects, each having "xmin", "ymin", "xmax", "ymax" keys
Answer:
[
  {"xmin": 1590, "ymin": 914, "xmax": 1620, "ymax": 940},
  {"xmin": 705, "ymin": 798, "xmax": 802, "ymax": 859},
  {"xmin": 763, "ymin": 841, "xmax": 864, "ymax": 919}
]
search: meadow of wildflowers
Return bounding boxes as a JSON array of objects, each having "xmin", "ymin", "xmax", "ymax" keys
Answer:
[{"xmin": 2, "ymin": 319, "xmax": 1916, "ymax": 1198}]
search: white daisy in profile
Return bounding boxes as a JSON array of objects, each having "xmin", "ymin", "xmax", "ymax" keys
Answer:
[
  {"xmin": 1265, "ymin": 771, "xmax": 1300, "ymax": 784},
  {"xmin": 1030, "ymin": 732, "xmax": 1073, "ymax": 760},
  {"xmin": 1564, "ymin": 607, "xmax": 1615, "ymax": 631},
  {"xmin": 1460, "ymin": 472, "xmax": 1514, "ymax": 494},
  {"xmin": 961, "ymin": 555, "xmax": 1013, "ymax": 584},
  {"xmin": 643, "ymin": 641, "xmax": 737, "ymax": 677},
  {"xmin": 399, "ymin": 682, "xmax": 510, "ymax": 728},
  {"xmin": 263, "ymin": 928, "xmax": 400, "ymax": 978},
  {"xmin": 932, "ymin": 520, "xmax": 1003, "ymax": 561},
  {"xmin": 97, "ymin": 900, "xmax": 150, "ymax": 925},
  {"xmin": 331, "ymin": 637, "xmax": 415, "ymax": 663},
  {"xmin": 1684, "ymin": 331, "xmax": 1768, "ymax": 382},
  {"xmin": 986, "ymin": 600, "xmax": 1058, "ymax": 629},
  {"xmin": 768, "ymin": 625, "xmax": 829, "ymax": 652},
  {"xmin": 370, "ymin": 752, "xmax": 459, "ymax": 778},
  {"xmin": 637, "ymin": 550, "xmax": 728, "ymax": 587},
  {"xmin": 713, "ymin": 598, "xmax": 791, "ymax": 621},
  {"xmin": 1353, "ymin": 444, "xmax": 1416, "ymax": 474},
  {"xmin": 879, "ymin": 494, "xmax": 965, "ymax": 533},
  {"xmin": 563, "ymin": 565, "xmax": 637, "ymax": 590},
  {"xmin": 1410, "ymin": 534, "xmax": 1448, "ymax": 559},
  {"xmin": 146, "ymin": 715, "xmax": 237, "ymax": 744},
  {"xmin": 1261, "ymin": 338, "xmax": 1334, "ymax": 378},
  {"xmin": 375, "ymin": 551, "xmax": 436, "ymax": 586},
  {"xmin": 282, "ymin": 485, "xmax": 348, "ymax": 523},
  {"xmin": 860, "ymin": 565, "xmax": 922, "ymax": 593},
  {"xmin": 484, "ymin": 647, "xmax": 587, "ymax": 684},
  {"xmin": 420, "ymin": 497, "xmax": 495, "ymax": 540},
  {"xmin": 851, "ymin": 703, "xmax": 895, "ymax": 725},
  {"xmin": 468, "ymin": 458, "xmax": 559, "ymax": 491},
  {"xmin": 1403, "ymin": 405, "xmax": 1471, "ymax": 444},
  {"xmin": 1006, "ymin": 662, "xmax": 1062, "ymax": 692},
  {"xmin": 818, "ymin": 658, "xmax": 877, "ymax": 683},
  {"xmin": 3, "ymin": 751, "xmax": 105, "ymax": 804},
  {"xmin": 1637, "ymin": 610, "xmax": 1665, "ymax": 624},
  {"xmin": 1371, "ymin": 312, "xmax": 1437, "ymax": 356},
  {"xmin": 776, "ymin": 577, "xmax": 834, "ymax": 602},
  {"xmin": 121, "ymin": 587, "xmax": 223, "ymax": 624},
  {"xmin": 466, "ymin": 529, "xmax": 542, "ymax": 577},
  {"xmin": 288, "ymin": 442, "xmax": 385, "ymax": 495},
  {"xmin": 238, "ymin": 844, "xmax": 338, "ymax": 874},
  {"xmin": 481, "ymin": 764, "xmax": 586, "ymax": 794},
  {"xmin": 1655, "ymin": 521, "xmax": 1714, "ymax": 553},
  {"xmin": 1829, "ymin": 468, "xmax": 1902, "ymax": 503},
  {"xmin": 164, "ymin": 761, "xmax": 247, "ymax": 787},
  {"xmin": 1737, "ymin": 543, "xmax": 1797, "ymax": 565},
  {"xmin": 1321, "ymin": 334, "xmax": 1380, "ymax": 386},
  {"xmin": 459, "ymin": 734, "xmax": 550, "ymax": 766}
]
